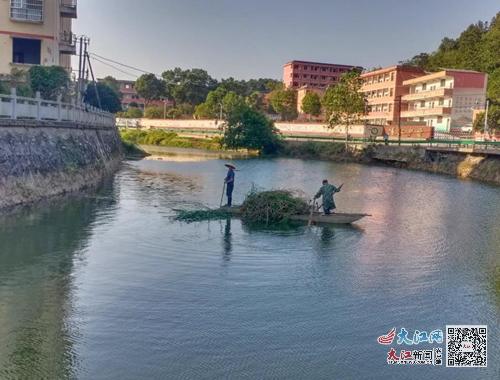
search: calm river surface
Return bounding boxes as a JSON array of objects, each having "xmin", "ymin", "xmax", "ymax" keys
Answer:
[{"xmin": 0, "ymin": 154, "xmax": 499, "ymax": 379}]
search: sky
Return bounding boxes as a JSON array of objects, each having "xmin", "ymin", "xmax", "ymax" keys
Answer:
[{"xmin": 73, "ymin": 0, "xmax": 499, "ymax": 81}]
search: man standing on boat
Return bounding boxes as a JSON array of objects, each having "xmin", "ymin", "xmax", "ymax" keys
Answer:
[
  {"xmin": 224, "ymin": 164, "xmax": 236, "ymax": 207},
  {"xmin": 314, "ymin": 180, "xmax": 343, "ymax": 215}
]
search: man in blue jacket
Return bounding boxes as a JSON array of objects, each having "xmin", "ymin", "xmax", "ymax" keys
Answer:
[{"xmin": 224, "ymin": 164, "xmax": 236, "ymax": 207}]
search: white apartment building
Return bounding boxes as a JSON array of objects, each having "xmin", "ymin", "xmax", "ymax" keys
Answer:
[{"xmin": 401, "ymin": 69, "xmax": 487, "ymax": 132}]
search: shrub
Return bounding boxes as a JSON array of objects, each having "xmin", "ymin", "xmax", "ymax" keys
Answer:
[
  {"xmin": 144, "ymin": 106, "xmax": 164, "ymax": 119},
  {"xmin": 126, "ymin": 107, "xmax": 143, "ymax": 118}
]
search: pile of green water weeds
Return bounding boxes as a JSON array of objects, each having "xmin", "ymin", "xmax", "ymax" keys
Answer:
[
  {"xmin": 241, "ymin": 190, "xmax": 309, "ymax": 224},
  {"xmin": 175, "ymin": 208, "xmax": 232, "ymax": 223},
  {"xmin": 175, "ymin": 190, "xmax": 309, "ymax": 224}
]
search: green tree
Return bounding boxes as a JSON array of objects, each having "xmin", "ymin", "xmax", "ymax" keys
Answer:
[
  {"xmin": 84, "ymin": 82, "xmax": 122, "ymax": 113},
  {"xmin": 246, "ymin": 91, "xmax": 264, "ymax": 111},
  {"xmin": 222, "ymin": 103, "xmax": 280, "ymax": 153},
  {"xmin": 301, "ymin": 92, "xmax": 322, "ymax": 118},
  {"xmin": 194, "ymin": 86, "xmax": 228, "ymax": 118},
  {"xmin": 222, "ymin": 91, "xmax": 246, "ymax": 115},
  {"xmin": 28, "ymin": 65, "xmax": 69, "ymax": 100},
  {"xmin": 194, "ymin": 102, "xmax": 212, "ymax": 119},
  {"xmin": 135, "ymin": 74, "xmax": 165, "ymax": 107},
  {"xmin": 481, "ymin": 14, "xmax": 500, "ymax": 72},
  {"xmin": 473, "ymin": 106, "xmax": 500, "ymax": 133},
  {"xmin": 162, "ymin": 68, "xmax": 217, "ymax": 106},
  {"xmin": 144, "ymin": 106, "xmax": 164, "ymax": 119},
  {"xmin": 487, "ymin": 68, "xmax": 500, "ymax": 100},
  {"xmin": 100, "ymin": 76, "xmax": 121, "ymax": 99},
  {"xmin": 269, "ymin": 88, "xmax": 298, "ymax": 121},
  {"xmin": 322, "ymin": 71, "xmax": 366, "ymax": 146}
]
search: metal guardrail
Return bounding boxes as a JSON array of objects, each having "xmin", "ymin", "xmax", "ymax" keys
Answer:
[{"xmin": 0, "ymin": 89, "xmax": 115, "ymax": 128}]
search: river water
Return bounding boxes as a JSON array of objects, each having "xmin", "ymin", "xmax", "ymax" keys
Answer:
[{"xmin": 0, "ymin": 154, "xmax": 499, "ymax": 379}]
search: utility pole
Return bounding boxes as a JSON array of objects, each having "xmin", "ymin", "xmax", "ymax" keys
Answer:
[
  {"xmin": 484, "ymin": 98, "xmax": 490, "ymax": 137},
  {"xmin": 81, "ymin": 37, "xmax": 89, "ymax": 104},
  {"xmin": 397, "ymin": 95, "xmax": 402, "ymax": 146},
  {"xmin": 85, "ymin": 51, "xmax": 101, "ymax": 109},
  {"xmin": 77, "ymin": 36, "xmax": 84, "ymax": 103}
]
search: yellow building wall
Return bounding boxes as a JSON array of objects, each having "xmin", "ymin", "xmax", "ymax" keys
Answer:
[{"xmin": 0, "ymin": 0, "xmax": 72, "ymax": 74}]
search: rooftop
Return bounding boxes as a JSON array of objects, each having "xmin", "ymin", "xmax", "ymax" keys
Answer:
[
  {"xmin": 403, "ymin": 69, "xmax": 486, "ymax": 85},
  {"xmin": 360, "ymin": 65, "xmax": 425, "ymax": 78},
  {"xmin": 284, "ymin": 60, "xmax": 362, "ymax": 69}
]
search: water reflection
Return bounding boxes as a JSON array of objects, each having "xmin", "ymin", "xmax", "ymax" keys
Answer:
[
  {"xmin": 0, "ymin": 183, "xmax": 117, "ymax": 379},
  {"xmin": 222, "ymin": 217, "xmax": 232, "ymax": 261}
]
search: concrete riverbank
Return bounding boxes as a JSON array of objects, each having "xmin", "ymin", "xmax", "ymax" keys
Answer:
[
  {"xmin": 279, "ymin": 141, "xmax": 500, "ymax": 185},
  {"xmin": 0, "ymin": 120, "xmax": 122, "ymax": 210}
]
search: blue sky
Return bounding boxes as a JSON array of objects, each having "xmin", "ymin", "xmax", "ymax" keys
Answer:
[{"xmin": 74, "ymin": 0, "xmax": 499, "ymax": 80}]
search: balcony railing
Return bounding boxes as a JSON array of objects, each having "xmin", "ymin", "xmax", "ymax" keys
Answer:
[
  {"xmin": 60, "ymin": 0, "xmax": 77, "ymax": 18},
  {"xmin": 0, "ymin": 88, "xmax": 115, "ymax": 128},
  {"xmin": 401, "ymin": 107, "xmax": 452, "ymax": 118},
  {"xmin": 59, "ymin": 32, "xmax": 77, "ymax": 55},
  {"xmin": 402, "ymin": 88, "xmax": 453, "ymax": 101}
]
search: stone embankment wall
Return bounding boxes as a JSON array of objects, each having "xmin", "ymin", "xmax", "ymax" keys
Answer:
[
  {"xmin": 280, "ymin": 141, "xmax": 500, "ymax": 185},
  {"xmin": 0, "ymin": 120, "xmax": 122, "ymax": 210},
  {"xmin": 370, "ymin": 145, "xmax": 500, "ymax": 184}
]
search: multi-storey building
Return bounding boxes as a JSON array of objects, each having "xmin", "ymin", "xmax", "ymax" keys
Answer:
[
  {"xmin": 283, "ymin": 60, "xmax": 362, "ymax": 90},
  {"xmin": 0, "ymin": 0, "xmax": 77, "ymax": 75},
  {"xmin": 401, "ymin": 69, "xmax": 487, "ymax": 131},
  {"xmin": 360, "ymin": 65, "xmax": 425, "ymax": 126}
]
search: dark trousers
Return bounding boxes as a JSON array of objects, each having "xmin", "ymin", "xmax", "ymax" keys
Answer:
[{"xmin": 226, "ymin": 182, "xmax": 234, "ymax": 206}]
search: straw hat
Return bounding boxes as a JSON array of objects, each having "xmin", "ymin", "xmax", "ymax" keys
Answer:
[{"xmin": 225, "ymin": 163, "xmax": 236, "ymax": 170}]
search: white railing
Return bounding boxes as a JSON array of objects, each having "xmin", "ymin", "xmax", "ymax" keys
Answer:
[{"xmin": 0, "ymin": 88, "xmax": 115, "ymax": 128}]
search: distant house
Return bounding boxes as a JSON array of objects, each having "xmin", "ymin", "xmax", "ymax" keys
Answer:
[{"xmin": 117, "ymin": 79, "xmax": 172, "ymax": 110}]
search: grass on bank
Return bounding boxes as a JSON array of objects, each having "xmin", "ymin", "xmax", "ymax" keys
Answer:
[{"xmin": 120, "ymin": 128, "xmax": 223, "ymax": 151}]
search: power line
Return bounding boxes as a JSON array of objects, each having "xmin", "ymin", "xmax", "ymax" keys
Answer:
[
  {"xmin": 89, "ymin": 52, "xmax": 155, "ymax": 75},
  {"xmin": 89, "ymin": 55, "xmax": 139, "ymax": 78}
]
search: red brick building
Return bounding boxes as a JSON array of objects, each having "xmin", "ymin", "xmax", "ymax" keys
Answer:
[{"xmin": 283, "ymin": 60, "xmax": 362, "ymax": 90}]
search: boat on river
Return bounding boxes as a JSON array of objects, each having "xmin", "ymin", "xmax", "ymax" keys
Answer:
[{"xmin": 224, "ymin": 207, "xmax": 370, "ymax": 225}]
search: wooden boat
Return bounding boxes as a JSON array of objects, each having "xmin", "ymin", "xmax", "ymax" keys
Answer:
[
  {"xmin": 290, "ymin": 212, "xmax": 369, "ymax": 224},
  {"xmin": 224, "ymin": 207, "xmax": 370, "ymax": 225}
]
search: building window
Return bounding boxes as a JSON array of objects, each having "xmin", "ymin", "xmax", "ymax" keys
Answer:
[
  {"xmin": 12, "ymin": 38, "xmax": 41, "ymax": 64},
  {"xmin": 10, "ymin": 0, "xmax": 44, "ymax": 22},
  {"xmin": 437, "ymin": 116, "xmax": 443, "ymax": 123},
  {"xmin": 422, "ymin": 83, "xmax": 427, "ymax": 91},
  {"xmin": 390, "ymin": 72, "xmax": 395, "ymax": 81},
  {"xmin": 440, "ymin": 79, "xmax": 446, "ymax": 87},
  {"xmin": 438, "ymin": 98, "xmax": 444, "ymax": 106}
]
